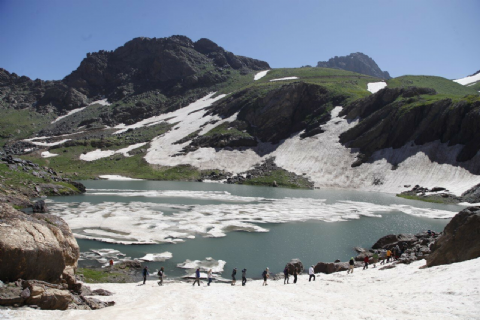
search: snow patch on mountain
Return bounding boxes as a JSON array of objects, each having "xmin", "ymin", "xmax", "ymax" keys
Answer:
[
  {"xmin": 454, "ymin": 72, "xmax": 480, "ymax": 85},
  {"xmin": 254, "ymin": 70, "xmax": 269, "ymax": 80},
  {"xmin": 270, "ymin": 77, "xmax": 299, "ymax": 82},
  {"xmin": 80, "ymin": 142, "xmax": 147, "ymax": 161},
  {"xmin": 367, "ymin": 82, "xmax": 387, "ymax": 93}
]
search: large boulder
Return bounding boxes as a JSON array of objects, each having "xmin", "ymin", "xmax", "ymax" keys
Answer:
[
  {"xmin": 426, "ymin": 207, "xmax": 480, "ymax": 267},
  {"xmin": 0, "ymin": 204, "xmax": 80, "ymax": 283},
  {"xmin": 285, "ymin": 259, "xmax": 304, "ymax": 275},
  {"xmin": 372, "ymin": 234, "xmax": 418, "ymax": 250}
]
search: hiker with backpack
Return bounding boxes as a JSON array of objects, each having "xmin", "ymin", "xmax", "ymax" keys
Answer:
[
  {"xmin": 262, "ymin": 268, "xmax": 269, "ymax": 286},
  {"xmin": 231, "ymin": 268, "xmax": 237, "ymax": 286},
  {"xmin": 157, "ymin": 267, "xmax": 165, "ymax": 286},
  {"xmin": 242, "ymin": 268, "xmax": 247, "ymax": 286},
  {"xmin": 192, "ymin": 268, "xmax": 201, "ymax": 286},
  {"xmin": 347, "ymin": 257, "xmax": 355, "ymax": 274}
]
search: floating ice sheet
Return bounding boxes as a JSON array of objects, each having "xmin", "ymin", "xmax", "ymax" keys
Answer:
[{"xmin": 45, "ymin": 189, "xmax": 455, "ymax": 245}]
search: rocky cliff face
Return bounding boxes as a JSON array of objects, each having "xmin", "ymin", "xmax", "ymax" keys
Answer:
[
  {"xmin": 208, "ymin": 82, "xmax": 347, "ymax": 144},
  {"xmin": 316, "ymin": 52, "xmax": 391, "ymax": 80},
  {"xmin": 64, "ymin": 36, "xmax": 269, "ymax": 100},
  {"xmin": 1, "ymin": 35, "xmax": 269, "ymax": 124},
  {"xmin": 0, "ymin": 203, "xmax": 80, "ymax": 283},
  {"xmin": 339, "ymin": 87, "xmax": 480, "ymax": 169}
]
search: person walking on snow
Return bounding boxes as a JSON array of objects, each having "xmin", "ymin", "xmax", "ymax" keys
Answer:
[
  {"xmin": 231, "ymin": 268, "xmax": 237, "ymax": 286},
  {"xmin": 142, "ymin": 266, "xmax": 148, "ymax": 284},
  {"xmin": 372, "ymin": 251, "xmax": 379, "ymax": 268},
  {"xmin": 262, "ymin": 268, "xmax": 269, "ymax": 286},
  {"xmin": 347, "ymin": 257, "xmax": 355, "ymax": 274},
  {"xmin": 293, "ymin": 267, "xmax": 298, "ymax": 284},
  {"xmin": 283, "ymin": 266, "xmax": 289, "ymax": 284},
  {"xmin": 242, "ymin": 268, "xmax": 247, "ymax": 286},
  {"xmin": 157, "ymin": 267, "xmax": 164, "ymax": 286},
  {"xmin": 207, "ymin": 269, "xmax": 213, "ymax": 286},
  {"xmin": 309, "ymin": 265, "xmax": 316, "ymax": 281},
  {"xmin": 386, "ymin": 249, "xmax": 392, "ymax": 263},
  {"xmin": 380, "ymin": 250, "xmax": 386, "ymax": 265},
  {"xmin": 193, "ymin": 268, "xmax": 201, "ymax": 286},
  {"xmin": 363, "ymin": 256, "xmax": 369, "ymax": 270}
]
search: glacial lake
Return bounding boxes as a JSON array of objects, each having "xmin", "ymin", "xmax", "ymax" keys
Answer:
[{"xmin": 45, "ymin": 180, "xmax": 461, "ymax": 278}]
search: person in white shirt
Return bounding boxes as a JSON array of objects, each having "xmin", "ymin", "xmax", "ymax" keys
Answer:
[{"xmin": 308, "ymin": 265, "xmax": 315, "ymax": 282}]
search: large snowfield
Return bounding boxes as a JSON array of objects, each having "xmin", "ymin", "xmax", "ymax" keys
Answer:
[
  {"xmin": 3, "ymin": 258, "xmax": 479, "ymax": 319},
  {"xmin": 136, "ymin": 94, "xmax": 480, "ymax": 196}
]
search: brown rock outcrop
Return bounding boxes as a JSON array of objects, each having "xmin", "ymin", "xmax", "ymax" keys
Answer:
[
  {"xmin": 0, "ymin": 203, "xmax": 80, "ymax": 283},
  {"xmin": 426, "ymin": 207, "xmax": 480, "ymax": 267}
]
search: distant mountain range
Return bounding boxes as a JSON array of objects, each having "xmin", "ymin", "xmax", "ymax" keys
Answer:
[{"xmin": 316, "ymin": 52, "xmax": 391, "ymax": 80}]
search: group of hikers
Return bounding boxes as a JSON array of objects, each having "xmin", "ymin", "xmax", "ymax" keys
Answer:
[{"xmin": 139, "ymin": 238, "xmax": 425, "ymax": 285}]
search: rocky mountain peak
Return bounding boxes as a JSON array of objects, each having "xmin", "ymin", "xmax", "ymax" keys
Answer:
[{"xmin": 316, "ymin": 52, "xmax": 391, "ymax": 80}]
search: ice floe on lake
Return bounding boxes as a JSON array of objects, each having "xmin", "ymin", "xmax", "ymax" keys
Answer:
[
  {"xmin": 367, "ymin": 81, "xmax": 387, "ymax": 93},
  {"xmin": 44, "ymin": 189, "xmax": 456, "ymax": 245},
  {"xmin": 177, "ymin": 257, "xmax": 226, "ymax": 273},
  {"xmin": 138, "ymin": 252, "xmax": 173, "ymax": 262},
  {"xmin": 79, "ymin": 248, "xmax": 128, "ymax": 266},
  {"xmin": 98, "ymin": 175, "xmax": 144, "ymax": 181}
]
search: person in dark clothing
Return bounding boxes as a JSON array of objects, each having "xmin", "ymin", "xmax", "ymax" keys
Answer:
[
  {"xmin": 293, "ymin": 267, "xmax": 298, "ymax": 284},
  {"xmin": 142, "ymin": 266, "xmax": 148, "ymax": 284},
  {"xmin": 347, "ymin": 257, "xmax": 355, "ymax": 274},
  {"xmin": 262, "ymin": 268, "xmax": 269, "ymax": 286},
  {"xmin": 193, "ymin": 268, "xmax": 201, "ymax": 286},
  {"xmin": 241, "ymin": 268, "xmax": 247, "ymax": 286},
  {"xmin": 231, "ymin": 268, "xmax": 237, "ymax": 286},
  {"xmin": 283, "ymin": 266, "xmax": 289, "ymax": 284}
]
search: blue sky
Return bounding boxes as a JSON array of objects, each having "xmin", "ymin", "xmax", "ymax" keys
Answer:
[{"xmin": 0, "ymin": 0, "xmax": 478, "ymax": 80}]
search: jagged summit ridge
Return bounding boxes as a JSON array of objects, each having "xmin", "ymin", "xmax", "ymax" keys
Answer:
[{"xmin": 316, "ymin": 52, "xmax": 391, "ymax": 80}]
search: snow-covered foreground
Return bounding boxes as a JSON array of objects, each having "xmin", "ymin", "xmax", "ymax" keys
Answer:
[{"xmin": 4, "ymin": 258, "xmax": 480, "ymax": 319}]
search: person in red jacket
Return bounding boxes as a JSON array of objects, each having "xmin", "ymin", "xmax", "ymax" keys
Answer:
[{"xmin": 363, "ymin": 256, "xmax": 369, "ymax": 270}]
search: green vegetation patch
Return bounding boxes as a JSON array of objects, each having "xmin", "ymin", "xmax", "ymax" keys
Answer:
[
  {"xmin": 0, "ymin": 109, "xmax": 54, "ymax": 147},
  {"xmin": 396, "ymin": 194, "xmax": 448, "ymax": 204},
  {"xmin": 77, "ymin": 268, "xmax": 129, "ymax": 283},
  {"xmin": 387, "ymin": 75, "xmax": 479, "ymax": 96},
  {"xmin": 243, "ymin": 169, "xmax": 312, "ymax": 189},
  {"xmin": 202, "ymin": 122, "xmax": 252, "ymax": 138}
]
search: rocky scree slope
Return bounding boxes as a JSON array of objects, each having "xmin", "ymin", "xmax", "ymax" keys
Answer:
[
  {"xmin": 339, "ymin": 86, "xmax": 480, "ymax": 170},
  {"xmin": 316, "ymin": 52, "xmax": 391, "ymax": 80}
]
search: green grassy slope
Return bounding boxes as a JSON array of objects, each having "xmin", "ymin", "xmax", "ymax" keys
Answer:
[{"xmin": 387, "ymin": 75, "xmax": 479, "ymax": 96}]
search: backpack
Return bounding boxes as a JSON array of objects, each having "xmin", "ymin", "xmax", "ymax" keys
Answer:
[
  {"xmin": 262, "ymin": 270, "xmax": 267, "ymax": 277},
  {"xmin": 158, "ymin": 270, "xmax": 163, "ymax": 276}
]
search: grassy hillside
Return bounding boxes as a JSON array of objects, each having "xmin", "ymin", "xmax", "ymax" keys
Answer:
[
  {"xmin": 217, "ymin": 67, "xmax": 380, "ymax": 103},
  {"xmin": 387, "ymin": 75, "xmax": 479, "ymax": 96},
  {"xmin": 0, "ymin": 109, "xmax": 54, "ymax": 147}
]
